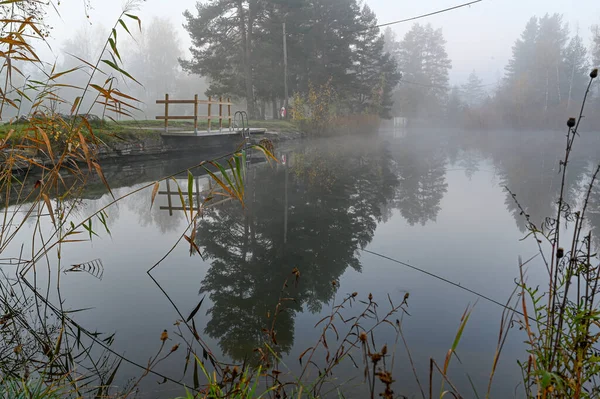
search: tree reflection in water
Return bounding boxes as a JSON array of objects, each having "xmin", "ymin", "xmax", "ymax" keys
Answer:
[
  {"xmin": 473, "ymin": 130, "xmax": 593, "ymax": 234},
  {"xmin": 455, "ymin": 129, "xmax": 600, "ymax": 249},
  {"xmin": 588, "ymin": 181, "xmax": 600, "ymax": 250},
  {"xmin": 195, "ymin": 139, "xmax": 407, "ymax": 361},
  {"xmin": 390, "ymin": 133, "xmax": 449, "ymax": 226},
  {"xmin": 192, "ymin": 129, "xmax": 600, "ymax": 363}
]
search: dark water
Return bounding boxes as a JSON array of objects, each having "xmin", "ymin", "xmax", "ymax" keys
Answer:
[{"xmin": 5, "ymin": 127, "xmax": 600, "ymax": 398}]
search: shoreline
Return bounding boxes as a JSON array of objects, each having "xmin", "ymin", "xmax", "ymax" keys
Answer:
[
  {"xmin": 94, "ymin": 128, "xmax": 304, "ymax": 162},
  {"xmin": 2, "ymin": 122, "xmax": 304, "ymax": 173}
]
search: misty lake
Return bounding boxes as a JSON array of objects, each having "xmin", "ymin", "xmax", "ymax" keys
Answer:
[{"xmin": 5, "ymin": 127, "xmax": 600, "ymax": 398}]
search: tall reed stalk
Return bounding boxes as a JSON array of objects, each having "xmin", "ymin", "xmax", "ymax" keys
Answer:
[{"xmin": 511, "ymin": 68, "xmax": 600, "ymax": 398}]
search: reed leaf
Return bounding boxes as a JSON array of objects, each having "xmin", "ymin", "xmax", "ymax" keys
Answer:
[{"xmin": 150, "ymin": 181, "xmax": 160, "ymax": 209}]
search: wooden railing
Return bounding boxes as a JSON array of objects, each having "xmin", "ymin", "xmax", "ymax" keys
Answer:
[
  {"xmin": 156, "ymin": 94, "xmax": 232, "ymax": 133},
  {"xmin": 158, "ymin": 178, "xmax": 233, "ymax": 215}
]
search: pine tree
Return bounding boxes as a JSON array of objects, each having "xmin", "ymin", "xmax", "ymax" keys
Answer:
[
  {"xmin": 499, "ymin": 14, "xmax": 573, "ymax": 126},
  {"xmin": 536, "ymin": 14, "xmax": 569, "ymax": 111},
  {"xmin": 181, "ymin": 0, "xmax": 258, "ymax": 118},
  {"xmin": 593, "ymin": 26, "xmax": 600, "ymax": 66},
  {"xmin": 423, "ymin": 26, "xmax": 451, "ymax": 100},
  {"xmin": 252, "ymin": 4, "xmax": 285, "ymax": 118},
  {"xmin": 295, "ymin": 0, "xmax": 360, "ymax": 97},
  {"xmin": 446, "ymin": 85, "xmax": 464, "ymax": 125},
  {"xmin": 504, "ymin": 17, "xmax": 538, "ymax": 84},
  {"xmin": 376, "ymin": 52, "xmax": 401, "ymax": 118},
  {"xmin": 461, "ymin": 70, "xmax": 485, "ymax": 107},
  {"xmin": 350, "ymin": 5, "xmax": 400, "ymax": 117},
  {"xmin": 500, "ymin": 16, "xmax": 541, "ymax": 124},
  {"xmin": 252, "ymin": 0, "xmax": 307, "ymax": 118},
  {"xmin": 562, "ymin": 32, "xmax": 588, "ymax": 110},
  {"xmin": 395, "ymin": 23, "xmax": 451, "ymax": 119},
  {"xmin": 382, "ymin": 27, "xmax": 399, "ymax": 59},
  {"xmin": 591, "ymin": 25, "xmax": 600, "ymax": 99},
  {"xmin": 182, "ymin": 0, "xmax": 401, "ymax": 121},
  {"xmin": 349, "ymin": 5, "xmax": 381, "ymax": 113}
]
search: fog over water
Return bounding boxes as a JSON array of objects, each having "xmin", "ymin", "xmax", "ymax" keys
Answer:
[{"xmin": 2, "ymin": 0, "xmax": 600, "ymax": 397}]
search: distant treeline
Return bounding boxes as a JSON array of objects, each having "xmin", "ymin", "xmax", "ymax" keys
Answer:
[
  {"xmin": 386, "ymin": 14, "xmax": 600, "ymax": 130},
  {"xmin": 460, "ymin": 14, "xmax": 600, "ymax": 130},
  {"xmin": 4, "ymin": 2, "xmax": 599, "ymax": 131},
  {"xmin": 182, "ymin": 2, "xmax": 600, "ymax": 130}
]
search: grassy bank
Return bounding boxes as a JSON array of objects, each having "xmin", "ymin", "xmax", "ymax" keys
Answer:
[{"xmin": 0, "ymin": 119, "xmax": 299, "ymax": 142}]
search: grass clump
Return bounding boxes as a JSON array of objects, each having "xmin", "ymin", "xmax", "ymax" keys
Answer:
[{"xmin": 0, "ymin": 377, "xmax": 68, "ymax": 399}]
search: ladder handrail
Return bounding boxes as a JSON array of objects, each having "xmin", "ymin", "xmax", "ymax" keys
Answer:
[{"xmin": 234, "ymin": 111, "xmax": 250, "ymax": 139}]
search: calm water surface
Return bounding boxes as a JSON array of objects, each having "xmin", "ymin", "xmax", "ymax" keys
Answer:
[{"xmin": 5, "ymin": 128, "xmax": 600, "ymax": 398}]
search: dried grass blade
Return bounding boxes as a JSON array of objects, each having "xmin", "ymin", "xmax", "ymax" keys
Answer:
[
  {"xmin": 150, "ymin": 181, "xmax": 160, "ymax": 209},
  {"xmin": 92, "ymin": 161, "xmax": 113, "ymax": 199},
  {"xmin": 36, "ymin": 126, "xmax": 53, "ymax": 160},
  {"xmin": 184, "ymin": 234, "xmax": 202, "ymax": 257},
  {"xmin": 77, "ymin": 131, "xmax": 91, "ymax": 169},
  {"xmin": 71, "ymin": 96, "xmax": 81, "ymax": 115},
  {"xmin": 42, "ymin": 193, "xmax": 55, "ymax": 226}
]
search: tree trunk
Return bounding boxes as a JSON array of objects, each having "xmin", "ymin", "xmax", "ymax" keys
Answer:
[
  {"xmin": 260, "ymin": 100, "xmax": 266, "ymax": 120},
  {"xmin": 556, "ymin": 65, "xmax": 561, "ymax": 104},
  {"xmin": 272, "ymin": 95, "xmax": 278, "ymax": 120},
  {"xmin": 544, "ymin": 69, "xmax": 549, "ymax": 113},
  {"xmin": 247, "ymin": 0, "xmax": 257, "ymax": 118},
  {"xmin": 237, "ymin": 0, "xmax": 255, "ymax": 119},
  {"xmin": 567, "ymin": 62, "xmax": 575, "ymax": 110}
]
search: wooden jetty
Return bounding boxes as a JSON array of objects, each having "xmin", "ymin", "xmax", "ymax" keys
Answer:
[{"xmin": 156, "ymin": 94, "xmax": 266, "ymax": 136}]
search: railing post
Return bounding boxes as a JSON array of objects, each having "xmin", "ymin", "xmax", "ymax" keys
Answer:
[
  {"xmin": 164, "ymin": 93, "xmax": 169, "ymax": 133},
  {"xmin": 165, "ymin": 179, "xmax": 173, "ymax": 216},
  {"xmin": 227, "ymin": 97, "xmax": 232, "ymax": 131},
  {"xmin": 219, "ymin": 96, "xmax": 223, "ymax": 132},
  {"xmin": 194, "ymin": 94, "xmax": 198, "ymax": 135},
  {"xmin": 207, "ymin": 95, "xmax": 212, "ymax": 133}
]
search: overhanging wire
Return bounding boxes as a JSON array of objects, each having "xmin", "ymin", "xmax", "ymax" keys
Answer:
[
  {"xmin": 353, "ymin": 0, "xmax": 484, "ymax": 34},
  {"xmin": 361, "ymin": 248, "xmax": 529, "ymax": 318}
]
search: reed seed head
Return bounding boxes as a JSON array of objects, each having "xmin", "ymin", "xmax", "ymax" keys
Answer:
[
  {"xmin": 359, "ymin": 331, "xmax": 368, "ymax": 343},
  {"xmin": 368, "ymin": 293, "xmax": 373, "ymax": 302},
  {"xmin": 591, "ymin": 68, "xmax": 598, "ymax": 79},
  {"xmin": 381, "ymin": 344, "xmax": 388, "ymax": 355},
  {"xmin": 567, "ymin": 118, "xmax": 576, "ymax": 128},
  {"xmin": 370, "ymin": 352, "xmax": 382, "ymax": 364},
  {"xmin": 376, "ymin": 370, "xmax": 394, "ymax": 385},
  {"xmin": 557, "ymin": 247, "xmax": 564, "ymax": 259}
]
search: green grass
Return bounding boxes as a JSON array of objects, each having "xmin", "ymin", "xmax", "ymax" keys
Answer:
[{"xmin": 0, "ymin": 377, "xmax": 67, "ymax": 399}]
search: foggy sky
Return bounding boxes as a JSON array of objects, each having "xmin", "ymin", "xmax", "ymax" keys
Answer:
[{"xmin": 42, "ymin": 0, "xmax": 598, "ymax": 87}]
